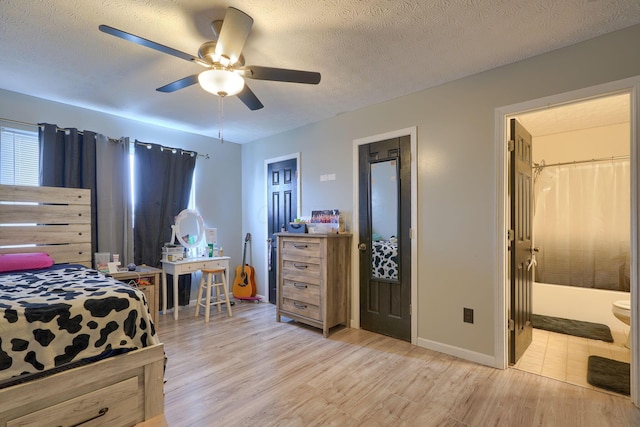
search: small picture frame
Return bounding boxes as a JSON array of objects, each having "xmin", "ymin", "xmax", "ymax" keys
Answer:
[{"xmin": 205, "ymin": 228, "xmax": 218, "ymax": 245}]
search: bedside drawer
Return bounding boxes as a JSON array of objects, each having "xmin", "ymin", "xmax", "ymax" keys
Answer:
[
  {"xmin": 282, "ymin": 258, "xmax": 320, "ymax": 277},
  {"xmin": 138, "ymin": 284, "xmax": 152, "ymax": 298},
  {"xmin": 8, "ymin": 377, "xmax": 138, "ymax": 427},
  {"xmin": 281, "ymin": 238, "xmax": 322, "ymax": 258},
  {"xmin": 282, "ymin": 297, "xmax": 321, "ymax": 321},
  {"xmin": 282, "ymin": 279, "xmax": 320, "ymax": 305}
]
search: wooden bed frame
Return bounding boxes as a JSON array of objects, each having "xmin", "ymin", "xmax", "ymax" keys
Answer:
[{"xmin": 0, "ymin": 184, "xmax": 164, "ymax": 426}]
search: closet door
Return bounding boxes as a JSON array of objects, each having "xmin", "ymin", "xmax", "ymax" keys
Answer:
[
  {"xmin": 358, "ymin": 136, "xmax": 411, "ymax": 341},
  {"xmin": 267, "ymin": 158, "xmax": 297, "ymax": 304}
]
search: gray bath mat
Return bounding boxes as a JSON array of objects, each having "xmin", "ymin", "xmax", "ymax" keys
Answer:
[
  {"xmin": 587, "ymin": 355, "xmax": 630, "ymax": 395},
  {"xmin": 532, "ymin": 314, "xmax": 613, "ymax": 342}
]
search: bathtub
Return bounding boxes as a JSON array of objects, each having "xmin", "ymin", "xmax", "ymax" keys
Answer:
[{"xmin": 533, "ymin": 282, "xmax": 630, "ymax": 334}]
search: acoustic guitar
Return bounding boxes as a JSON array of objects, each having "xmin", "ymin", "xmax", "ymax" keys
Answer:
[{"xmin": 232, "ymin": 233, "xmax": 256, "ymax": 298}]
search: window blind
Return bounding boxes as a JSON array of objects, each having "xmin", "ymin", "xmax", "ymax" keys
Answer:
[{"xmin": 0, "ymin": 126, "xmax": 39, "ymax": 186}]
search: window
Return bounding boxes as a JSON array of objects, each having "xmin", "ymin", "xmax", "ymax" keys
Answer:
[{"xmin": 0, "ymin": 125, "xmax": 39, "ymax": 186}]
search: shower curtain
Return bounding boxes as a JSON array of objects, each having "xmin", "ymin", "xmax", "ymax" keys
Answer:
[{"xmin": 534, "ymin": 159, "xmax": 630, "ymax": 291}]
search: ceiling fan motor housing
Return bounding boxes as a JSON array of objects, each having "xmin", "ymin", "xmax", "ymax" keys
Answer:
[
  {"xmin": 199, "ymin": 40, "xmax": 245, "ymax": 66},
  {"xmin": 198, "ymin": 41, "xmax": 218, "ymax": 63}
]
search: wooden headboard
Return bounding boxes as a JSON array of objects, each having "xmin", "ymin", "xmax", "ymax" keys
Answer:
[{"xmin": 0, "ymin": 184, "xmax": 92, "ymax": 267}]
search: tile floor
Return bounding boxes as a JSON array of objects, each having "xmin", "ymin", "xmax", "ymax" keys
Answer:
[{"xmin": 514, "ymin": 326, "xmax": 630, "ymax": 394}]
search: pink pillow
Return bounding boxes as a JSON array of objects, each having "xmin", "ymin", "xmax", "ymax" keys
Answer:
[{"xmin": 0, "ymin": 252, "xmax": 54, "ymax": 273}]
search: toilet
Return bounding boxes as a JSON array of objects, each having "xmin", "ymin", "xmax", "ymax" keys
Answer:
[{"xmin": 612, "ymin": 299, "xmax": 631, "ymax": 348}]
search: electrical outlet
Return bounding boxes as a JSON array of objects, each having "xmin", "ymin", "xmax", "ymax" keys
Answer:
[{"xmin": 463, "ymin": 307, "xmax": 474, "ymax": 324}]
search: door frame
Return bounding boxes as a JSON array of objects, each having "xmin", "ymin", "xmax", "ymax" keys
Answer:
[
  {"xmin": 352, "ymin": 127, "xmax": 418, "ymax": 345},
  {"xmin": 494, "ymin": 76, "xmax": 640, "ymax": 406},
  {"xmin": 264, "ymin": 152, "xmax": 301, "ymax": 300}
]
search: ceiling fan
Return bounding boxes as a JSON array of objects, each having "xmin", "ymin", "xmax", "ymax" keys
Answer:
[{"xmin": 99, "ymin": 6, "xmax": 321, "ymax": 111}]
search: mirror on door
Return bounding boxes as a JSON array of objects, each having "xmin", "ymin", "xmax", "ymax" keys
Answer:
[{"xmin": 370, "ymin": 160, "xmax": 399, "ymax": 281}]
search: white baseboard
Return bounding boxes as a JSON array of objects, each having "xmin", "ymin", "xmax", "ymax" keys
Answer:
[{"xmin": 416, "ymin": 337, "xmax": 497, "ymax": 368}]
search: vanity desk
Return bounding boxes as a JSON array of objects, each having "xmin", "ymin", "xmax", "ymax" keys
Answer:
[{"xmin": 161, "ymin": 256, "xmax": 230, "ymax": 320}]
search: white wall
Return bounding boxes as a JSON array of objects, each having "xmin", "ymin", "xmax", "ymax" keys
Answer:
[
  {"xmin": 533, "ymin": 282, "xmax": 630, "ymax": 336},
  {"xmin": 0, "ymin": 89, "xmax": 244, "ymax": 274},
  {"xmin": 242, "ymin": 24, "xmax": 640, "ymax": 361}
]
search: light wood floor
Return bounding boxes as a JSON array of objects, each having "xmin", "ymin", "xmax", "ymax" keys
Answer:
[{"xmin": 151, "ymin": 302, "xmax": 640, "ymax": 426}]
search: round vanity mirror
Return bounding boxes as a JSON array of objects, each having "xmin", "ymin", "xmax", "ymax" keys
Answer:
[{"xmin": 173, "ymin": 209, "xmax": 205, "ymax": 249}]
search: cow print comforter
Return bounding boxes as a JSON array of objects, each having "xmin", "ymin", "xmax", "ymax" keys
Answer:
[{"xmin": 0, "ymin": 265, "xmax": 159, "ymax": 383}]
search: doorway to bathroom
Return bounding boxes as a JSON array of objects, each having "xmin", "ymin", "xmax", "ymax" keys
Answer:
[
  {"xmin": 496, "ymin": 77, "xmax": 640, "ymax": 406},
  {"xmin": 510, "ymin": 94, "xmax": 632, "ymax": 392}
]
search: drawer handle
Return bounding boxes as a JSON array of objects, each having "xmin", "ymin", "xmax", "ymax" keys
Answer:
[
  {"xmin": 293, "ymin": 283, "xmax": 308, "ymax": 289},
  {"xmin": 293, "ymin": 263, "xmax": 308, "ymax": 269},
  {"xmin": 60, "ymin": 407, "xmax": 109, "ymax": 427},
  {"xmin": 293, "ymin": 302, "xmax": 308, "ymax": 309},
  {"xmin": 293, "ymin": 244, "xmax": 308, "ymax": 249}
]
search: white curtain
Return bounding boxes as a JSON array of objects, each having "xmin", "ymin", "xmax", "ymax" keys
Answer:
[
  {"xmin": 533, "ymin": 159, "xmax": 630, "ymax": 291},
  {"xmin": 96, "ymin": 135, "xmax": 134, "ymax": 265}
]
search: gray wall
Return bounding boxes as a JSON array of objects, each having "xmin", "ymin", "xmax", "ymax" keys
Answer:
[
  {"xmin": 2, "ymin": 23, "xmax": 639, "ymax": 362},
  {"xmin": 241, "ymin": 24, "xmax": 640, "ymax": 359},
  {"xmin": 0, "ymin": 89, "xmax": 243, "ymax": 272}
]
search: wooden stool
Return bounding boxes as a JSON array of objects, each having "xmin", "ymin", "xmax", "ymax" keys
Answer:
[{"xmin": 195, "ymin": 268, "xmax": 233, "ymax": 322}]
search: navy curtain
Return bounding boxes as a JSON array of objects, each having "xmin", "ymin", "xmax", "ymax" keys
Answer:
[
  {"xmin": 133, "ymin": 140, "xmax": 196, "ymax": 307},
  {"xmin": 39, "ymin": 123, "xmax": 98, "ymax": 255}
]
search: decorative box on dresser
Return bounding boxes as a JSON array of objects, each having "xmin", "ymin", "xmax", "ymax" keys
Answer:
[{"xmin": 276, "ymin": 233, "xmax": 352, "ymax": 337}]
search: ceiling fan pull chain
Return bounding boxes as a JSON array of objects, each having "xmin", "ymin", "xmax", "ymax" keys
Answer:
[{"xmin": 218, "ymin": 95, "xmax": 224, "ymax": 144}]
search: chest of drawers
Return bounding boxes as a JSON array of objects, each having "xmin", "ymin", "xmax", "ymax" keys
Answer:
[{"xmin": 276, "ymin": 233, "xmax": 351, "ymax": 337}]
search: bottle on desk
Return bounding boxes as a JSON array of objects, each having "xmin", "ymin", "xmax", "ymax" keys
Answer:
[{"xmin": 207, "ymin": 244, "xmax": 222, "ymax": 257}]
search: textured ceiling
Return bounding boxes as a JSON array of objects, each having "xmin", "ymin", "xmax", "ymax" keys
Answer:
[{"xmin": 0, "ymin": 1, "xmax": 639, "ymax": 144}]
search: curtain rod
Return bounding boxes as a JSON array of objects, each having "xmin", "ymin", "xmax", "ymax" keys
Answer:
[
  {"xmin": 133, "ymin": 141, "xmax": 208, "ymax": 159},
  {"xmin": 534, "ymin": 155, "xmax": 630, "ymax": 170},
  {"xmin": 0, "ymin": 117, "xmax": 209, "ymax": 159}
]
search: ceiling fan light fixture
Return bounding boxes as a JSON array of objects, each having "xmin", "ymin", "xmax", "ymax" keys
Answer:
[{"xmin": 198, "ymin": 69, "xmax": 245, "ymax": 97}]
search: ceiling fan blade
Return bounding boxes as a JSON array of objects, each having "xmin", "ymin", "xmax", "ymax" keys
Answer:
[
  {"xmin": 237, "ymin": 84, "xmax": 264, "ymax": 110},
  {"xmin": 214, "ymin": 7, "xmax": 253, "ymax": 65},
  {"xmin": 243, "ymin": 66, "xmax": 321, "ymax": 84},
  {"xmin": 156, "ymin": 74, "xmax": 200, "ymax": 93},
  {"xmin": 99, "ymin": 24, "xmax": 207, "ymax": 66}
]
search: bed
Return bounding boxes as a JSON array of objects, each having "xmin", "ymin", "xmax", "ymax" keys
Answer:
[{"xmin": 0, "ymin": 184, "xmax": 164, "ymax": 427}]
